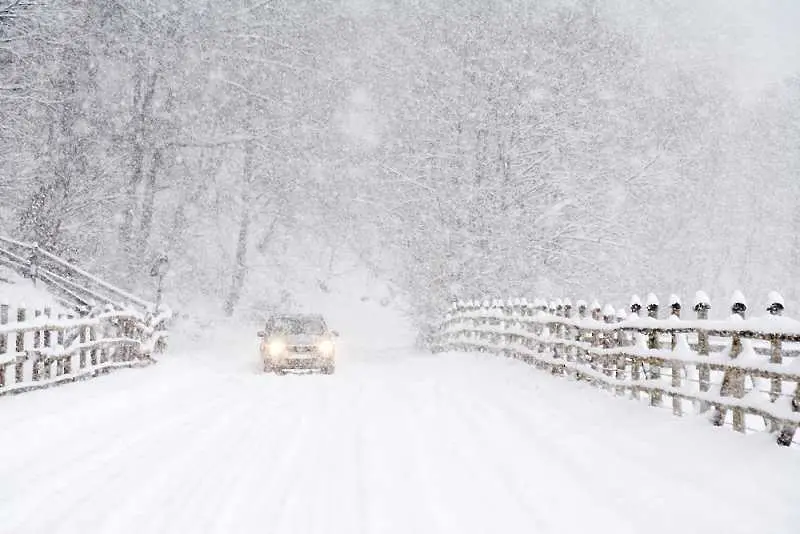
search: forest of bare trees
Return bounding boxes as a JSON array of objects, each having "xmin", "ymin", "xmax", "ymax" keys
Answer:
[{"xmin": 2, "ymin": 0, "xmax": 799, "ymax": 323}]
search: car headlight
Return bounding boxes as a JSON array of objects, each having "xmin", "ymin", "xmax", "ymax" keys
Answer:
[
  {"xmin": 268, "ymin": 340, "xmax": 287, "ymax": 357},
  {"xmin": 318, "ymin": 340, "xmax": 334, "ymax": 355}
]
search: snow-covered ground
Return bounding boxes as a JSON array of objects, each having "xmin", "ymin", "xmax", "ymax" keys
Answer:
[
  {"xmin": 0, "ymin": 267, "xmax": 70, "ymax": 314},
  {"xmin": 1, "ymin": 298, "xmax": 798, "ymax": 534}
]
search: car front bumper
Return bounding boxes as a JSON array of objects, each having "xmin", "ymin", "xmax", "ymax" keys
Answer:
[{"xmin": 263, "ymin": 352, "xmax": 334, "ymax": 369}]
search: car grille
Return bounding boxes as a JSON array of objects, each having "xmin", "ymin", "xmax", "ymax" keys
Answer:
[{"xmin": 289, "ymin": 345, "xmax": 316, "ymax": 353}]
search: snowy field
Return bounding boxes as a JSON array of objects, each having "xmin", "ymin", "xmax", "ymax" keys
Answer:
[{"xmin": 1, "ymin": 300, "xmax": 798, "ymax": 534}]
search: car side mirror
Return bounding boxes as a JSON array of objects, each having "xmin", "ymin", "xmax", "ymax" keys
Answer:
[{"xmin": 257, "ymin": 331, "xmax": 265, "ymax": 338}]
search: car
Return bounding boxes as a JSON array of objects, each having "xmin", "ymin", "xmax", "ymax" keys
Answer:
[{"xmin": 257, "ymin": 313, "xmax": 338, "ymax": 374}]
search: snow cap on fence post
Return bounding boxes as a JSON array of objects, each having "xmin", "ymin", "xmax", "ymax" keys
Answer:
[
  {"xmin": 731, "ymin": 291, "xmax": 747, "ymax": 318},
  {"xmin": 615, "ymin": 308, "xmax": 627, "ymax": 322},
  {"xmin": 630, "ymin": 295, "xmax": 642, "ymax": 317},
  {"xmin": 694, "ymin": 291, "xmax": 710, "ymax": 314},
  {"xmin": 576, "ymin": 299, "xmax": 588, "ymax": 319},
  {"xmin": 669, "ymin": 295, "xmax": 681, "ymax": 317},
  {"xmin": 562, "ymin": 298, "xmax": 573, "ymax": 318},
  {"xmin": 646, "ymin": 293, "xmax": 659, "ymax": 317},
  {"xmin": 590, "ymin": 300, "xmax": 601, "ymax": 321},
  {"xmin": 767, "ymin": 291, "xmax": 784, "ymax": 316},
  {"xmin": 602, "ymin": 304, "xmax": 615, "ymax": 322}
]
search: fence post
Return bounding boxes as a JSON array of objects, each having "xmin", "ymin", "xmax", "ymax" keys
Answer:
[
  {"xmin": 767, "ymin": 292, "xmax": 784, "ymax": 401},
  {"xmin": 615, "ymin": 308, "xmax": 627, "ymax": 396},
  {"xmin": 669, "ymin": 295, "xmax": 682, "ymax": 416},
  {"xmin": 455, "ymin": 300, "xmax": 466, "ymax": 350},
  {"xmin": 590, "ymin": 300, "xmax": 602, "ymax": 378},
  {"xmin": 43, "ymin": 307, "xmax": 52, "ymax": 380},
  {"xmin": 535, "ymin": 299, "xmax": 548, "ymax": 361},
  {"xmin": 43, "ymin": 307, "xmax": 52, "ymax": 348},
  {"xmin": 713, "ymin": 292, "xmax": 747, "ymax": 432},
  {"xmin": 120, "ymin": 318, "xmax": 130, "ymax": 362},
  {"xmin": 32, "ymin": 308, "xmax": 42, "ymax": 381},
  {"xmin": 563, "ymin": 298, "xmax": 573, "ymax": 364},
  {"xmin": 556, "ymin": 299, "xmax": 568, "ymax": 374},
  {"xmin": 15, "ymin": 305, "xmax": 26, "ymax": 383},
  {"xmin": 481, "ymin": 299, "xmax": 492, "ymax": 352},
  {"xmin": 462, "ymin": 300, "xmax": 474, "ymax": 352},
  {"xmin": 57, "ymin": 313, "xmax": 66, "ymax": 376},
  {"xmin": 551, "ymin": 299, "xmax": 563, "ymax": 368},
  {"xmin": 90, "ymin": 323, "xmax": 98, "ymax": 367},
  {"xmin": 494, "ymin": 299, "xmax": 505, "ymax": 351},
  {"xmin": 602, "ymin": 304, "xmax": 616, "ymax": 387},
  {"xmin": 0, "ymin": 302, "xmax": 7, "ymax": 388},
  {"xmin": 575, "ymin": 300, "xmax": 587, "ymax": 374},
  {"xmin": 100, "ymin": 311, "xmax": 110, "ymax": 365},
  {"xmin": 765, "ymin": 292, "xmax": 797, "ymax": 446},
  {"xmin": 646, "ymin": 293, "xmax": 662, "ymax": 407},
  {"xmin": 629, "ymin": 296, "xmax": 642, "ymax": 400},
  {"xmin": 79, "ymin": 324, "xmax": 88, "ymax": 369},
  {"xmin": 694, "ymin": 291, "xmax": 711, "ymax": 412},
  {"xmin": 510, "ymin": 298, "xmax": 522, "ymax": 352}
]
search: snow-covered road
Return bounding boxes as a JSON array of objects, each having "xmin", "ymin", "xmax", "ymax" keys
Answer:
[{"xmin": 1, "ymin": 323, "xmax": 798, "ymax": 534}]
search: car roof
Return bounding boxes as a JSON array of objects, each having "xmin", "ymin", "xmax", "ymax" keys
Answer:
[{"xmin": 268, "ymin": 313, "xmax": 325, "ymax": 321}]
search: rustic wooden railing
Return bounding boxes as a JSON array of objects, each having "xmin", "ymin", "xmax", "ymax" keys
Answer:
[
  {"xmin": 0, "ymin": 301, "xmax": 169, "ymax": 396},
  {"xmin": 432, "ymin": 292, "xmax": 800, "ymax": 447},
  {"xmin": 0, "ymin": 236, "xmax": 156, "ymax": 315}
]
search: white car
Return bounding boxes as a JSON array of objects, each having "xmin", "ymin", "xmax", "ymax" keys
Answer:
[{"xmin": 257, "ymin": 314, "xmax": 338, "ymax": 374}]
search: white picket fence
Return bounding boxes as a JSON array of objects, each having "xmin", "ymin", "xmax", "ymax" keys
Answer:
[
  {"xmin": 0, "ymin": 301, "xmax": 169, "ymax": 395},
  {"xmin": 432, "ymin": 292, "xmax": 800, "ymax": 447}
]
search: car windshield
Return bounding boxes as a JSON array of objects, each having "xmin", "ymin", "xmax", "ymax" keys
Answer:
[{"xmin": 268, "ymin": 316, "xmax": 325, "ymax": 335}]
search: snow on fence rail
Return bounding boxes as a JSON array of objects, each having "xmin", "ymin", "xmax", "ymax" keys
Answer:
[
  {"xmin": 0, "ymin": 301, "xmax": 169, "ymax": 396},
  {"xmin": 432, "ymin": 291, "xmax": 800, "ymax": 447}
]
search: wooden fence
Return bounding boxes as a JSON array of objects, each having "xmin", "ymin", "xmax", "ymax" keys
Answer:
[
  {"xmin": 0, "ymin": 301, "xmax": 169, "ymax": 396},
  {"xmin": 432, "ymin": 292, "xmax": 800, "ymax": 447}
]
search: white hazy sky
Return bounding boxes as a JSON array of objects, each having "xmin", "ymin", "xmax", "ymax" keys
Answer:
[
  {"xmin": 346, "ymin": 0, "xmax": 800, "ymax": 100},
  {"xmin": 608, "ymin": 0, "xmax": 800, "ymax": 99}
]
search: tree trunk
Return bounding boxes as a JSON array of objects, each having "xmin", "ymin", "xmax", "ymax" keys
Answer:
[
  {"xmin": 136, "ymin": 150, "xmax": 163, "ymax": 261},
  {"xmin": 224, "ymin": 140, "xmax": 254, "ymax": 316},
  {"xmin": 120, "ymin": 68, "xmax": 159, "ymax": 273}
]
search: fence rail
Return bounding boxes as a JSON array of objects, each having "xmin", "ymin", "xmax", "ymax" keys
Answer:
[
  {"xmin": 0, "ymin": 236, "xmax": 155, "ymax": 315},
  {"xmin": 0, "ymin": 301, "xmax": 168, "ymax": 396},
  {"xmin": 432, "ymin": 292, "xmax": 800, "ymax": 447}
]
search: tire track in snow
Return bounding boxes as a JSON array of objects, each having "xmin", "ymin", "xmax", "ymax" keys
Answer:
[
  {"xmin": 449, "ymin": 353, "xmax": 797, "ymax": 534},
  {"xmin": 0, "ymin": 376, "xmax": 244, "ymax": 534}
]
